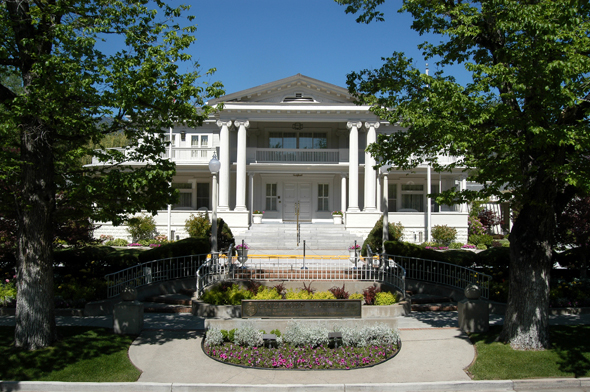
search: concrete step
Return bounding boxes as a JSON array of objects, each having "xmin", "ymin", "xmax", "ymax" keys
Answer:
[
  {"xmin": 143, "ymin": 302, "xmax": 192, "ymax": 314},
  {"xmin": 411, "ymin": 303, "xmax": 458, "ymax": 312}
]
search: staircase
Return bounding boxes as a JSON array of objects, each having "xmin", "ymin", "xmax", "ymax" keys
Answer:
[
  {"xmin": 143, "ymin": 289, "xmax": 194, "ymax": 313},
  {"xmin": 234, "ymin": 223, "xmax": 365, "ymax": 251},
  {"xmin": 406, "ymin": 291, "xmax": 458, "ymax": 312}
]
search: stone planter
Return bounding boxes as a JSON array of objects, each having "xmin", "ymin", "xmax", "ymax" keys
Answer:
[
  {"xmin": 252, "ymin": 214, "xmax": 263, "ymax": 224},
  {"xmin": 349, "ymin": 250, "xmax": 359, "ymax": 266},
  {"xmin": 332, "ymin": 215, "xmax": 343, "ymax": 224},
  {"xmin": 237, "ymin": 248, "xmax": 249, "ymax": 266}
]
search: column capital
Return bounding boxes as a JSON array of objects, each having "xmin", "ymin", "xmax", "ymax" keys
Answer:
[
  {"xmin": 217, "ymin": 120, "xmax": 232, "ymax": 128},
  {"xmin": 364, "ymin": 121, "xmax": 381, "ymax": 130},
  {"xmin": 234, "ymin": 120, "xmax": 250, "ymax": 129},
  {"xmin": 346, "ymin": 121, "xmax": 362, "ymax": 130}
]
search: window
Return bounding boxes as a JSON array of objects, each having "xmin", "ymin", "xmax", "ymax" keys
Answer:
[
  {"xmin": 387, "ymin": 184, "xmax": 397, "ymax": 212},
  {"xmin": 318, "ymin": 184, "xmax": 329, "ymax": 211},
  {"xmin": 191, "ymin": 135, "xmax": 210, "ymax": 158},
  {"xmin": 191, "ymin": 135, "xmax": 199, "ymax": 146},
  {"xmin": 401, "ymin": 184, "xmax": 424, "ymax": 212},
  {"xmin": 265, "ymin": 183, "xmax": 277, "ymax": 211},
  {"xmin": 172, "ymin": 182, "xmax": 192, "ymax": 209},
  {"xmin": 196, "ymin": 183, "xmax": 210, "ymax": 209},
  {"xmin": 267, "ymin": 132, "xmax": 328, "ymax": 149},
  {"xmin": 430, "ymin": 184, "xmax": 440, "ymax": 212},
  {"xmin": 200, "ymin": 135, "xmax": 208, "ymax": 147}
]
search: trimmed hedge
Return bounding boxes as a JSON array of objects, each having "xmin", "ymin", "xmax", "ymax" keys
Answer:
[{"xmin": 137, "ymin": 237, "xmax": 210, "ymax": 263}]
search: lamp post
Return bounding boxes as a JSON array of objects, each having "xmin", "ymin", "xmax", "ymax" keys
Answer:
[{"xmin": 209, "ymin": 152, "xmax": 221, "ymax": 260}]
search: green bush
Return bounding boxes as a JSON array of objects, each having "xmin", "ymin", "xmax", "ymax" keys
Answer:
[
  {"xmin": 253, "ymin": 286, "xmax": 282, "ymax": 300},
  {"xmin": 201, "ymin": 283, "xmax": 253, "ymax": 305},
  {"xmin": 469, "ymin": 234, "xmax": 494, "ymax": 247},
  {"xmin": 449, "ymin": 242, "xmax": 463, "ymax": 249},
  {"xmin": 104, "ymin": 238, "xmax": 128, "ymax": 246},
  {"xmin": 362, "ymin": 217, "xmax": 404, "ymax": 256},
  {"xmin": 221, "ymin": 329, "xmax": 237, "ymax": 343},
  {"xmin": 126, "ymin": 214, "xmax": 156, "ymax": 241},
  {"xmin": 312, "ymin": 291, "xmax": 337, "ymax": 300},
  {"xmin": 431, "ymin": 225, "xmax": 457, "ymax": 246},
  {"xmin": 285, "ymin": 289, "xmax": 313, "ymax": 300},
  {"xmin": 185, "ymin": 212, "xmax": 210, "ymax": 238},
  {"xmin": 383, "ymin": 241, "xmax": 447, "ymax": 262},
  {"xmin": 375, "ymin": 291, "xmax": 398, "ymax": 306},
  {"xmin": 349, "ymin": 293, "xmax": 364, "ymax": 301},
  {"xmin": 442, "ymin": 249, "xmax": 478, "ymax": 267},
  {"xmin": 137, "ymin": 237, "xmax": 210, "ymax": 263},
  {"xmin": 477, "ymin": 244, "xmax": 488, "ymax": 250}
]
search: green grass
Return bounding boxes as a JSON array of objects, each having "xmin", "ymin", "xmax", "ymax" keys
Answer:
[
  {"xmin": 0, "ymin": 326, "xmax": 141, "ymax": 382},
  {"xmin": 469, "ymin": 325, "xmax": 590, "ymax": 380}
]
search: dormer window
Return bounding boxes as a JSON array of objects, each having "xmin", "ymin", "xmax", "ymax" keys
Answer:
[{"xmin": 283, "ymin": 92, "xmax": 315, "ymax": 102}]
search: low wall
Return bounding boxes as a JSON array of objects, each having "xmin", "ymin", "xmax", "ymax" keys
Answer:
[{"xmin": 205, "ymin": 317, "xmax": 399, "ymax": 331}]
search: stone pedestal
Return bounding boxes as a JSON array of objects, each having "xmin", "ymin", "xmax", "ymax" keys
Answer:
[
  {"xmin": 458, "ymin": 284, "xmax": 489, "ymax": 333},
  {"xmin": 113, "ymin": 300, "xmax": 144, "ymax": 335}
]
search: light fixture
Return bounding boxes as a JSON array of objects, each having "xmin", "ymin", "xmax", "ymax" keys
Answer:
[
  {"xmin": 292, "ymin": 122, "xmax": 303, "ymax": 130},
  {"xmin": 209, "ymin": 152, "xmax": 220, "ymax": 174}
]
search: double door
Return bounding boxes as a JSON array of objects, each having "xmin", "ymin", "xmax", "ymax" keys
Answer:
[{"xmin": 283, "ymin": 182, "xmax": 311, "ymax": 221}]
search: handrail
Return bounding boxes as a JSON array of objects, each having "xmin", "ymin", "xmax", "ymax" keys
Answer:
[
  {"xmin": 195, "ymin": 254, "xmax": 407, "ymax": 300},
  {"xmin": 389, "ymin": 255, "xmax": 492, "ymax": 299},
  {"xmin": 104, "ymin": 253, "xmax": 209, "ymax": 298}
]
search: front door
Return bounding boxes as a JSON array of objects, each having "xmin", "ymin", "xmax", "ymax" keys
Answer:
[{"xmin": 283, "ymin": 182, "xmax": 311, "ymax": 221}]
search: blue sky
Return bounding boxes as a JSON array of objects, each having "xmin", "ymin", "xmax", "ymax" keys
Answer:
[{"xmin": 187, "ymin": 0, "xmax": 471, "ymax": 96}]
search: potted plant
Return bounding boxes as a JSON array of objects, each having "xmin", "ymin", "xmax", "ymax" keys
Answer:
[
  {"xmin": 252, "ymin": 210, "xmax": 264, "ymax": 224},
  {"xmin": 236, "ymin": 243, "xmax": 249, "ymax": 267},
  {"xmin": 348, "ymin": 244, "xmax": 360, "ymax": 266},
  {"xmin": 332, "ymin": 210, "xmax": 343, "ymax": 224}
]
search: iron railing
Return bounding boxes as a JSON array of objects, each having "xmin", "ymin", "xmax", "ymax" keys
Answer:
[
  {"xmin": 390, "ymin": 255, "xmax": 491, "ymax": 299},
  {"xmin": 195, "ymin": 254, "xmax": 406, "ymax": 299},
  {"xmin": 105, "ymin": 254, "xmax": 209, "ymax": 298}
]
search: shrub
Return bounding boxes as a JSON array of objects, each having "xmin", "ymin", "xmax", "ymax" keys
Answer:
[
  {"xmin": 349, "ymin": 293, "xmax": 364, "ymax": 301},
  {"xmin": 273, "ymin": 283, "xmax": 286, "ymax": 298},
  {"xmin": 362, "ymin": 217, "xmax": 404, "ymax": 256},
  {"xmin": 126, "ymin": 214, "xmax": 156, "ymax": 241},
  {"xmin": 204, "ymin": 328, "xmax": 224, "ymax": 347},
  {"xmin": 245, "ymin": 280, "xmax": 262, "ymax": 296},
  {"xmin": 312, "ymin": 291, "xmax": 336, "ymax": 300},
  {"xmin": 301, "ymin": 281, "xmax": 315, "ymax": 295},
  {"xmin": 137, "ymin": 237, "xmax": 209, "ymax": 263},
  {"xmin": 468, "ymin": 216, "xmax": 486, "ymax": 236},
  {"xmin": 104, "ymin": 238, "xmax": 128, "ymax": 246},
  {"xmin": 233, "ymin": 322, "xmax": 263, "ymax": 347},
  {"xmin": 374, "ymin": 291, "xmax": 398, "ymax": 306},
  {"xmin": 477, "ymin": 244, "xmax": 488, "ymax": 250},
  {"xmin": 253, "ymin": 286, "xmax": 282, "ymax": 300},
  {"xmin": 478, "ymin": 209, "xmax": 504, "ymax": 232},
  {"xmin": 328, "ymin": 284, "xmax": 349, "ymax": 299},
  {"xmin": 449, "ymin": 242, "xmax": 463, "ymax": 249},
  {"xmin": 363, "ymin": 285, "xmax": 381, "ymax": 305},
  {"xmin": 431, "ymin": 225, "xmax": 457, "ymax": 246},
  {"xmin": 384, "ymin": 241, "xmax": 447, "ymax": 262},
  {"xmin": 468, "ymin": 234, "xmax": 493, "ymax": 247},
  {"xmin": 338, "ymin": 323, "xmax": 399, "ymax": 347},
  {"xmin": 185, "ymin": 212, "xmax": 210, "ymax": 238},
  {"xmin": 221, "ymin": 329, "xmax": 236, "ymax": 343},
  {"xmin": 282, "ymin": 321, "xmax": 329, "ymax": 348},
  {"xmin": 285, "ymin": 289, "xmax": 313, "ymax": 300},
  {"xmin": 270, "ymin": 329, "xmax": 282, "ymax": 338}
]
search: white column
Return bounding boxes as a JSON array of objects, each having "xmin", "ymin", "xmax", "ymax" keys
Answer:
[
  {"xmin": 340, "ymin": 173, "xmax": 347, "ymax": 213},
  {"xmin": 382, "ymin": 174, "xmax": 389, "ymax": 243},
  {"xmin": 461, "ymin": 175, "xmax": 468, "ymax": 213},
  {"xmin": 347, "ymin": 121, "xmax": 361, "ymax": 212},
  {"xmin": 217, "ymin": 120, "xmax": 232, "ymax": 211},
  {"xmin": 426, "ymin": 165, "xmax": 432, "ymax": 242},
  {"xmin": 248, "ymin": 173, "xmax": 254, "ymax": 225},
  {"xmin": 376, "ymin": 170, "xmax": 382, "ymax": 212},
  {"xmin": 364, "ymin": 122, "xmax": 379, "ymax": 212},
  {"xmin": 234, "ymin": 120, "xmax": 249, "ymax": 211}
]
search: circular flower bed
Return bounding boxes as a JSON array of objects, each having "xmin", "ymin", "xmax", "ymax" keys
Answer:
[{"xmin": 203, "ymin": 341, "xmax": 400, "ymax": 370}]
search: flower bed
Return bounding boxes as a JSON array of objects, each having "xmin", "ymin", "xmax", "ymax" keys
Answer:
[{"xmin": 202, "ymin": 321, "xmax": 401, "ymax": 370}]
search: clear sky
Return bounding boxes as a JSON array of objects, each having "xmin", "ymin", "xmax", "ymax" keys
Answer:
[{"xmin": 188, "ymin": 0, "xmax": 471, "ymax": 97}]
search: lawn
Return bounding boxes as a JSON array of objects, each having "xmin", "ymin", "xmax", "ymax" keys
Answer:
[
  {"xmin": 0, "ymin": 326, "xmax": 141, "ymax": 382},
  {"xmin": 469, "ymin": 325, "xmax": 590, "ymax": 380}
]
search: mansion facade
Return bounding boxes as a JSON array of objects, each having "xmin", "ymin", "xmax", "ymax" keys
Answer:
[{"xmin": 93, "ymin": 74, "xmax": 474, "ymax": 244}]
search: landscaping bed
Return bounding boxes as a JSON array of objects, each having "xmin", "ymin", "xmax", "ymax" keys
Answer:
[{"xmin": 202, "ymin": 321, "xmax": 400, "ymax": 370}]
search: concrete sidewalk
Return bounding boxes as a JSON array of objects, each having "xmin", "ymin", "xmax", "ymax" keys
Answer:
[{"xmin": 2, "ymin": 312, "xmax": 590, "ymax": 391}]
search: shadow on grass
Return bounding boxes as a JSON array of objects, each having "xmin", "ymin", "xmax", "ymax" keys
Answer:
[
  {"xmin": 0, "ymin": 326, "xmax": 137, "ymax": 381},
  {"xmin": 551, "ymin": 325, "xmax": 590, "ymax": 378}
]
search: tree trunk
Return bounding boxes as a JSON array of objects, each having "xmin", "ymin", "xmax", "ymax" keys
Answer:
[
  {"xmin": 15, "ymin": 120, "xmax": 57, "ymax": 350},
  {"xmin": 499, "ymin": 200, "xmax": 554, "ymax": 350}
]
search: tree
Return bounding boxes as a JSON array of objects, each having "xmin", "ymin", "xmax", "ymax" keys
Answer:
[
  {"xmin": 337, "ymin": 0, "xmax": 590, "ymax": 349},
  {"xmin": 0, "ymin": 0, "xmax": 223, "ymax": 349}
]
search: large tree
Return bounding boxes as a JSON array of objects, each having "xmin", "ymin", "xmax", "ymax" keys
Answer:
[
  {"xmin": 337, "ymin": 0, "xmax": 590, "ymax": 349},
  {"xmin": 0, "ymin": 0, "xmax": 223, "ymax": 350}
]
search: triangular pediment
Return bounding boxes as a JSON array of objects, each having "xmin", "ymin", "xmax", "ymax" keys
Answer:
[{"xmin": 209, "ymin": 74, "xmax": 355, "ymax": 105}]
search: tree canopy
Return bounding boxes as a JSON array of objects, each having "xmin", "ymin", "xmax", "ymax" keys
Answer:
[
  {"xmin": 338, "ymin": 0, "xmax": 590, "ymax": 349},
  {"xmin": 0, "ymin": 0, "xmax": 223, "ymax": 349}
]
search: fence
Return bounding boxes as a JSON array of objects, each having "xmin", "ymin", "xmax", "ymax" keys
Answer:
[
  {"xmin": 105, "ymin": 254, "xmax": 209, "ymax": 298},
  {"xmin": 390, "ymin": 255, "xmax": 491, "ymax": 299},
  {"xmin": 195, "ymin": 254, "xmax": 406, "ymax": 299}
]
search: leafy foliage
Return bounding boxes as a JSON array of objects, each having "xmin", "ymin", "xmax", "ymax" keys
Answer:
[
  {"xmin": 478, "ymin": 210, "xmax": 504, "ymax": 233},
  {"xmin": 337, "ymin": 0, "xmax": 590, "ymax": 349},
  {"xmin": 362, "ymin": 217, "xmax": 404, "ymax": 256},
  {"xmin": 126, "ymin": 215, "xmax": 157, "ymax": 241},
  {"xmin": 329, "ymin": 284, "xmax": 350, "ymax": 299},
  {"xmin": 431, "ymin": 225, "xmax": 457, "ymax": 246},
  {"xmin": 184, "ymin": 213, "xmax": 210, "ymax": 238},
  {"xmin": 362, "ymin": 285, "xmax": 381, "ymax": 305},
  {"xmin": 374, "ymin": 291, "xmax": 398, "ymax": 306}
]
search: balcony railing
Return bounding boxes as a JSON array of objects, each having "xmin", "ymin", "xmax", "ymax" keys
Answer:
[
  {"xmin": 165, "ymin": 147, "xmax": 216, "ymax": 162},
  {"xmin": 256, "ymin": 148, "xmax": 340, "ymax": 163}
]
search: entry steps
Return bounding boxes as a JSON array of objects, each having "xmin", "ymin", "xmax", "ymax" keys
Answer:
[{"xmin": 235, "ymin": 223, "xmax": 365, "ymax": 251}]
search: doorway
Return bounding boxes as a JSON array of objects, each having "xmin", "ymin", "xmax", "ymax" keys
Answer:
[{"xmin": 283, "ymin": 182, "xmax": 311, "ymax": 221}]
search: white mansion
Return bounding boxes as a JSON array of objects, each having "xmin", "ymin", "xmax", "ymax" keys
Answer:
[{"xmin": 93, "ymin": 74, "xmax": 477, "ymax": 244}]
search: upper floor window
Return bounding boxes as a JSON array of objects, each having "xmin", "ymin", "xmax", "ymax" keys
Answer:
[{"xmin": 268, "ymin": 132, "xmax": 327, "ymax": 149}]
